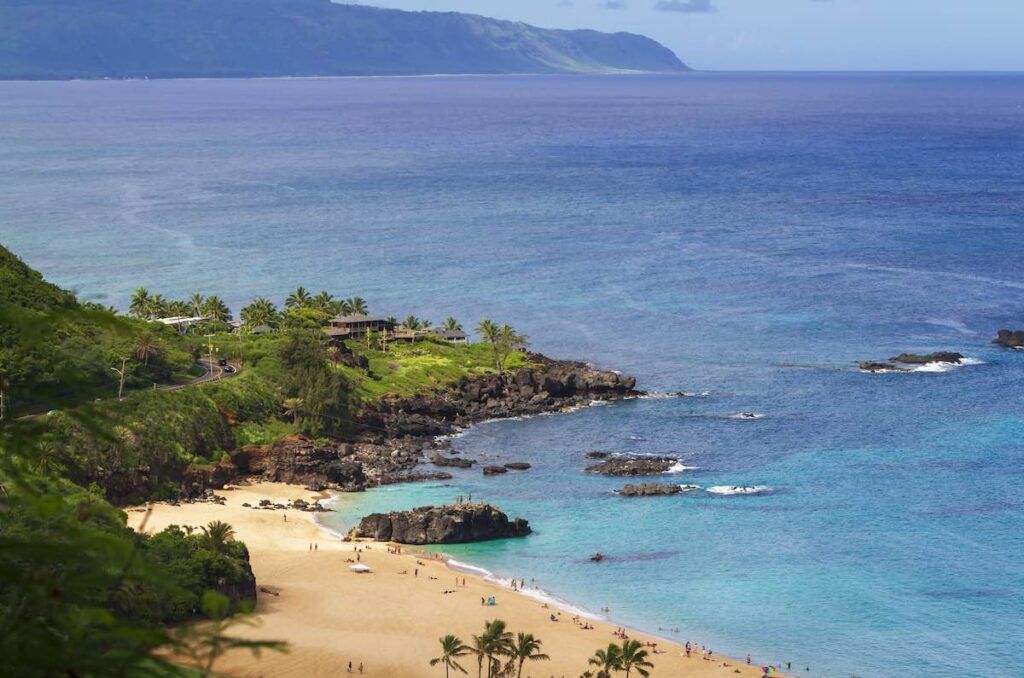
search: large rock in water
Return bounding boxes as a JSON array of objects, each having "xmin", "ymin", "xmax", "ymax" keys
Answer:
[
  {"xmin": 617, "ymin": 483, "xmax": 685, "ymax": 497},
  {"xmin": 890, "ymin": 352, "xmax": 963, "ymax": 364},
  {"xmin": 993, "ymin": 330, "xmax": 1024, "ymax": 348},
  {"xmin": 349, "ymin": 504, "xmax": 530, "ymax": 544},
  {"xmin": 585, "ymin": 455, "xmax": 679, "ymax": 476}
]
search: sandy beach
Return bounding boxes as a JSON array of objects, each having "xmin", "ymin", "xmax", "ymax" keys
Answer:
[{"xmin": 128, "ymin": 482, "xmax": 779, "ymax": 677}]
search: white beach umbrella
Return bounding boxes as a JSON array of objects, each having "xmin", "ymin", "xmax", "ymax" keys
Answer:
[{"xmin": 349, "ymin": 563, "xmax": 372, "ymax": 573}]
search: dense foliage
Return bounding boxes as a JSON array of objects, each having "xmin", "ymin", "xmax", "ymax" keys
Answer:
[{"xmin": 0, "ymin": 246, "xmax": 195, "ymax": 418}]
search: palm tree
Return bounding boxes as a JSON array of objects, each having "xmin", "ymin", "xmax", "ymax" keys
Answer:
[
  {"xmin": 311, "ymin": 290, "xmax": 335, "ymax": 312},
  {"xmin": 617, "ymin": 640, "xmax": 654, "ymax": 678},
  {"xmin": 477, "ymin": 318, "xmax": 499, "ymax": 344},
  {"xmin": 282, "ymin": 397, "xmax": 304, "ymax": 424},
  {"xmin": 430, "ymin": 635, "xmax": 472, "ymax": 677},
  {"xmin": 189, "ymin": 292, "xmax": 205, "ymax": 317},
  {"xmin": 480, "ymin": 620, "xmax": 513, "ymax": 678},
  {"xmin": 166, "ymin": 300, "xmax": 191, "ymax": 317},
  {"xmin": 129, "ymin": 287, "xmax": 151, "ymax": 318},
  {"xmin": 240, "ymin": 296, "xmax": 279, "ymax": 328},
  {"xmin": 203, "ymin": 295, "xmax": 231, "ymax": 322},
  {"xmin": 348, "ymin": 296, "xmax": 368, "ymax": 315},
  {"xmin": 146, "ymin": 293, "xmax": 168, "ymax": 320},
  {"xmin": 286, "ymin": 286, "xmax": 311, "ymax": 310},
  {"xmin": 587, "ymin": 644, "xmax": 622, "ymax": 678},
  {"xmin": 386, "ymin": 316, "xmax": 398, "ymax": 326},
  {"xmin": 470, "ymin": 635, "xmax": 487, "ymax": 678},
  {"xmin": 199, "ymin": 521, "xmax": 235, "ymax": 555},
  {"xmin": 509, "ymin": 633, "xmax": 548, "ymax": 678},
  {"xmin": 134, "ymin": 334, "xmax": 161, "ymax": 367},
  {"xmin": 444, "ymin": 317, "xmax": 462, "ymax": 331}
]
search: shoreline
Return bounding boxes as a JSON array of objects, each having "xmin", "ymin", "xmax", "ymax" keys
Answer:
[{"xmin": 128, "ymin": 482, "xmax": 781, "ymax": 677}]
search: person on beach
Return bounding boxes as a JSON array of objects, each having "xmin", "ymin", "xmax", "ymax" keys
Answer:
[
  {"xmin": 346, "ymin": 660, "xmax": 352, "ymax": 673},
  {"xmin": 685, "ymin": 641, "xmax": 691, "ymax": 657},
  {"xmin": 358, "ymin": 662, "xmax": 364, "ymax": 674},
  {"xmin": 414, "ymin": 568, "xmax": 418, "ymax": 577},
  {"xmin": 283, "ymin": 514, "xmax": 287, "ymax": 522},
  {"xmin": 315, "ymin": 543, "xmax": 318, "ymax": 551}
]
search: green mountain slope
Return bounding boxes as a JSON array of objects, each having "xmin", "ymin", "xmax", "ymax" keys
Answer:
[{"xmin": 0, "ymin": 0, "xmax": 688, "ymax": 79}]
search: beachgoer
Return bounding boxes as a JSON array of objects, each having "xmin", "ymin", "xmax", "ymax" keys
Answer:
[
  {"xmin": 747, "ymin": 654, "xmax": 751, "ymax": 665},
  {"xmin": 481, "ymin": 597, "xmax": 485, "ymax": 606},
  {"xmin": 347, "ymin": 660, "xmax": 352, "ymax": 673},
  {"xmin": 414, "ymin": 568, "xmax": 418, "ymax": 577},
  {"xmin": 358, "ymin": 662, "xmax": 363, "ymax": 674},
  {"xmin": 283, "ymin": 514, "xmax": 287, "ymax": 522},
  {"xmin": 315, "ymin": 543, "xmax": 318, "ymax": 551}
]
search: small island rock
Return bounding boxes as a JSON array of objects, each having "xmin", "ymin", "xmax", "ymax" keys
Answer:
[
  {"xmin": 503, "ymin": 462, "xmax": 532, "ymax": 471},
  {"xmin": 993, "ymin": 330, "xmax": 1024, "ymax": 349},
  {"xmin": 618, "ymin": 483, "xmax": 685, "ymax": 497},
  {"xmin": 585, "ymin": 455, "xmax": 679, "ymax": 476}
]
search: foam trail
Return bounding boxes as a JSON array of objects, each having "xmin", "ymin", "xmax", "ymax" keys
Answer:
[
  {"xmin": 706, "ymin": 485, "xmax": 772, "ymax": 496},
  {"xmin": 445, "ymin": 559, "xmax": 602, "ymax": 620}
]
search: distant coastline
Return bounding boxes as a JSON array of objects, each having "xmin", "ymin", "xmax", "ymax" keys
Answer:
[{"xmin": 0, "ymin": 0, "xmax": 688, "ymax": 81}]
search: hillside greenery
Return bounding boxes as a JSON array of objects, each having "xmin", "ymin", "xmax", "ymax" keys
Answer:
[{"xmin": 0, "ymin": 0, "xmax": 687, "ymax": 80}]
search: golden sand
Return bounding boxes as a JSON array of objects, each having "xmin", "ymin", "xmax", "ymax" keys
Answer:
[{"xmin": 128, "ymin": 482, "xmax": 777, "ymax": 677}]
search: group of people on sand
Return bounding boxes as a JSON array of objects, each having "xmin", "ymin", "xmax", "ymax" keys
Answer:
[
  {"xmin": 341, "ymin": 659, "xmax": 364, "ymax": 674},
  {"xmin": 480, "ymin": 595, "xmax": 497, "ymax": 606},
  {"xmin": 570, "ymin": 615, "xmax": 595, "ymax": 631},
  {"xmin": 307, "ymin": 543, "xmax": 318, "ymax": 551}
]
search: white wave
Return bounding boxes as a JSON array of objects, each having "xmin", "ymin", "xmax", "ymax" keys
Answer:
[
  {"xmin": 729, "ymin": 412, "xmax": 764, "ymax": 420},
  {"xmin": 445, "ymin": 559, "xmax": 602, "ymax": 620},
  {"xmin": 639, "ymin": 390, "xmax": 713, "ymax": 400},
  {"xmin": 667, "ymin": 461, "xmax": 697, "ymax": 474},
  {"xmin": 678, "ymin": 484, "xmax": 702, "ymax": 492},
  {"xmin": 588, "ymin": 399, "xmax": 610, "ymax": 407},
  {"xmin": 911, "ymin": 357, "xmax": 984, "ymax": 373},
  {"xmin": 706, "ymin": 485, "xmax": 772, "ymax": 496}
]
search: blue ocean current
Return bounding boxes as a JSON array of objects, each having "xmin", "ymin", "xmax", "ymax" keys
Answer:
[{"xmin": 1, "ymin": 73, "xmax": 1022, "ymax": 677}]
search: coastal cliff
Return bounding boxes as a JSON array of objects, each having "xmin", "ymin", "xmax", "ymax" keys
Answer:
[
  {"xmin": 0, "ymin": 0, "xmax": 689, "ymax": 80},
  {"xmin": 190, "ymin": 357, "xmax": 640, "ymax": 496}
]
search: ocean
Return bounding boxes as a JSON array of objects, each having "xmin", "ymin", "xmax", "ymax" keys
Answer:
[{"xmin": 1, "ymin": 72, "xmax": 1022, "ymax": 677}]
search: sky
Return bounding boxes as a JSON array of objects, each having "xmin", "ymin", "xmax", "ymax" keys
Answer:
[{"xmin": 358, "ymin": 0, "xmax": 1024, "ymax": 71}]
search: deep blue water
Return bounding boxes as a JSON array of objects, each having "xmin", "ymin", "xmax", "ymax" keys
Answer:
[{"xmin": 1, "ymin": 73, "xmax": 1022, "ymax": 677}]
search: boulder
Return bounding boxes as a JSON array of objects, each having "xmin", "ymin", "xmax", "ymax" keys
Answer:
[
  {"xmin": 585, "ymin": 455, "xmax": 679, "ymax": 476},
  {"xmin": 430, "ymin": 453, "xmax": 474, "ymax": 468},
  {"xmin": 348, "ymin": 504, "xmax": 530, "ymax": 544},
  {"xmin": 482, "ymin": 465, "xmax": 508, "ymax": 476},
  {"xmin": 993, "ymin": 330, "xmax": 1024, "ymax": 349},
  {"xmin": 503, "ymin": 462, "xmax": 531, "ymax": 471}
]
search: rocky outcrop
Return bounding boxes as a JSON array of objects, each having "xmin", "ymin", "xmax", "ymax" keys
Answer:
[
  {"xmin": 503, "ymin": 462, "xmax": 531, "ymax": 471},
  {"xmin": 585, "ymin": 451, "xmax": 611, "ymax": 459},
  {"xmin": 859, "ymin": 361, "xmax": 902, "ymax": 373},
  {"xmin": 993, "ymin": 330, "xmax": 1024, "ymax": 349},
  {"xmin": 218, "ymin": 356, "xmax": 639, "ymax": 495},
  {"xmin": 482, "ymin": 465, "xmax": 508, "ymax": 476},
  {"xmin": 223, "ymin": 543, "xmax": 258, "ymax": 613},
  {"xmin": 617, "ymin": 483, "xmax": 688, "ymax": 497},
  {"xmin": 180, "ymin": 461, "xmax": 238, "ymax": 499},
  {"xmin": 860, "ymin": 351, "xmax": 964, "ymax": 372},
  {"xmin": 585, "ymin": 455, "xmax": 679, "ymax": 476},
  {"xmin": 891, "ymin": 352, "xmax": 963, "ymax": 365},
  {"xmin": 361, "ymin": 355, "xmax": 640, "ymax": 438},
  {"xmin": 349, "ymin": 504, "xmax": 531, "ymax": 544}
]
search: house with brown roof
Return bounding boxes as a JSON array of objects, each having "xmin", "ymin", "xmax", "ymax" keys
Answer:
[{"xmin": 325, "ymin": 314, "xmax": 394, "ymax": 340}]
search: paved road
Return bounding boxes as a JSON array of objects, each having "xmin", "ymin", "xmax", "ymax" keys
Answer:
[{"xmin": 162, "ymin": 359, "xmax": 239, "ymax": 391}]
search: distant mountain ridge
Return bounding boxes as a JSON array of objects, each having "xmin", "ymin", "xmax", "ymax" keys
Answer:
[{"xmin": 0, "ymin": 0, "xmax": 689, "ymax": 80}]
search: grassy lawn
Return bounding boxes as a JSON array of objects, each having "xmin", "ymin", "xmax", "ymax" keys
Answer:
[{"xmin": 340, "ymin": 339, "xmax": 532, "ymax": 400}]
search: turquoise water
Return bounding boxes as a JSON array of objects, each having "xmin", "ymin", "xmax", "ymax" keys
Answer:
[{"xmin": 1, "ymin": 73, "xmax": 1022, "ymax": 677}]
